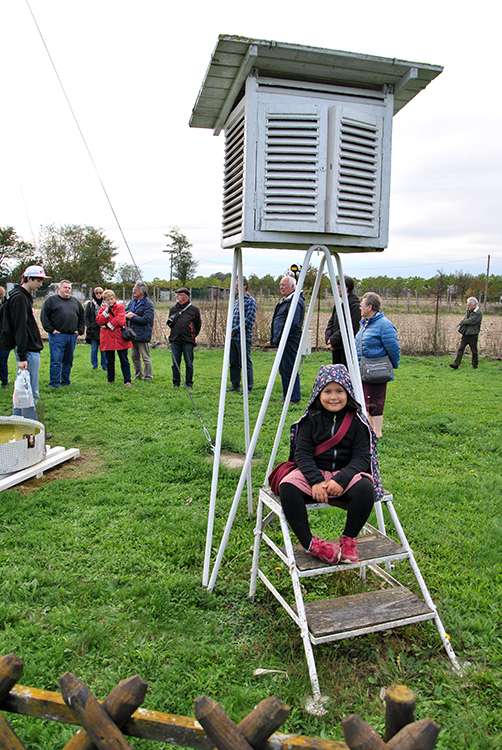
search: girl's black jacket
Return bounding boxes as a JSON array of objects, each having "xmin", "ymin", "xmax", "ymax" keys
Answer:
[{"xmin": 294, "ymin": 407, "xmax": 371, "ymax": 488}]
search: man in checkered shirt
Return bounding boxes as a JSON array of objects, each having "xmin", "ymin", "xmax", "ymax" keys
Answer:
[{"xmin": 229, "ymin": 278, "xmax": 257, "ymax": 393}]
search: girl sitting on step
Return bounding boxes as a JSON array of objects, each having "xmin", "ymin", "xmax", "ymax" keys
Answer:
[{"xmin": 279, "ymin": 364, "xmax": 383, "ymax": 565}]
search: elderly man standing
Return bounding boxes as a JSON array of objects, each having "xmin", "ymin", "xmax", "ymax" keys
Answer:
[
  {"xmin": 125, "ymin": 282, "xmax": 155, "ymax": 380},
  {"xmin": 41, "ymin": 280, "xmax": 85, "ymax": 388},
  {"xmin": 450, "ymin": 296, "xmax": 483, "ymax": 370},
  {"xmin": 229, "ymin": 278, "xmax": 257, "ymax": 393},
  {"xmin": 167, "ymin": 287, "xmax": 201, "ymax": 389},
  {"xmin": 270, "ymin": 275, "xmax": 305, "ymax": 404}
]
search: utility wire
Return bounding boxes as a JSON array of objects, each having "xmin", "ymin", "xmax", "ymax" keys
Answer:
[
  {"xmin": 23, "ymin": 0, "xmax": 215, "ymax": 450},
  {"xmin": 23, "ymin": 0, "xmax": 141, "ymax": 277}
]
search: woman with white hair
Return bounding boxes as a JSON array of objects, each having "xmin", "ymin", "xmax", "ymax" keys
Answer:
[{"xmin": 96, "ymin": 290, "xmax": 133, "ymax": 387}]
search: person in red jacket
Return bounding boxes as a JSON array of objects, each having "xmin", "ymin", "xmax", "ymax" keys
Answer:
[{"xmin": 96, "ymin": 290, "xmax": 132, "ymax": 387}]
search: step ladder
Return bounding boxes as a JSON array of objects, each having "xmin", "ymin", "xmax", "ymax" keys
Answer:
[{"xmin": 249, "ymin": 486, "xmax": 461, "ymax": 711}]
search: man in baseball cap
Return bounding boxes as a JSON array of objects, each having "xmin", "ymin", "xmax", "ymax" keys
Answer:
[
  {"xmin": 22, "ymin": 265, "xmax": 50, "ymax": 279},
  {"xmin": 1, "ymin": 266, "xmax": 48, "ymax": 419}
]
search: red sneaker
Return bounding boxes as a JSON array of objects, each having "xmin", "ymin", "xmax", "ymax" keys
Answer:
[
  {"xmin": 308, "ymin": 536, "xmax": 341, "ymax": 564},
  {"xmin": 339, "ymin": 535, "xmax": 359, "ymax": 563}
]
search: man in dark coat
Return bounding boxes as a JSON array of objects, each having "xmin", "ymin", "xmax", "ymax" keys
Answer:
[
  {"xmin": 450, "ymin": 296, "xmax": 483, "ymax": 369},
  {"xmin": 270, "ymin": 275, "xmax": 304, "ymax": 403},
  {"xmin": 167, "ymin": 287, "xmax": 201, "ymax": 388},
  {"xmin": 324, "ymin": 276, "xmax": 361, "ymax": 366},
  {"xmin": 1, "ymin": 265, "xmax": 47, "ymax": 420},
  {"xmin": 41, "ymin": 280, "xmax": 85, "ymax": 387},
  {"xmin": 125, "ymin": 282, "xmax": 155, "ymax": 380},
  {"xmin": 84, "ymin": 286, "xmax": 107, "ymax": 371}
]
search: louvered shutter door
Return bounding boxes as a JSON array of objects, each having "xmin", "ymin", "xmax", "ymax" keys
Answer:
[
  {"xmin": 256, "ymin": 100, "xmax": 326, "ymax": 232},
  {"xmin": 222, "ymin": 103, "xmax": 245, "ymax": 240},
  {"xmin": 327, "ymin": 104, "xmax": 384, "ymax": 237}
]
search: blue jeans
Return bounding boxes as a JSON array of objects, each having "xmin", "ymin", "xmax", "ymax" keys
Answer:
[
  {"xmin": 171, "ymin": 342, "xmax": 194, "ymax": 387},
  {"xmin": 0, "ymin": 348, "xmax": 10, "ymax": 385},
  {"xmin": 229, "ymin": 336, "xmax": 253, "ymax": 391},
  {"xmin": 13, "ymin": 350, "xmax": 40, "ymax": 421},
  {"xmin": 279, "ymin": 342, "xmax": 301, "ymax": 403},
  {"xmin": 90, "ymin": 339, "xmax": 107, "ymax": 370},
  {"xmin": 49, "ymin": 332, "xmax": 77, "ymax": 387}
]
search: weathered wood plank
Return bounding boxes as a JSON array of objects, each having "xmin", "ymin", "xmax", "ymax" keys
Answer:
[
  {"xmin": 292, "ymin": 535, "xmax": 405, "ymax": 572},
  {"xmin": 0, "ymin": 655, "xmax": 24, "ymax": 700},
  {"xmin": 238, "ymin": 696, "xmax": 290, "ymax": 749},
  {"xmin": 2, "ymin": 685, "xmax": 348, "ymax": 749},
  {"xmin": 59, "ymin": 673, "xmax": 133, "ymax": 750},
  {"xmin": 383, "ymin": 684, "xmax": 416, "ymax": 742},
  {"xmin": 63, "ymin": 675, "xmax": 147, "ymax": 750},
  {"xmin": 194, "ymin": 696, "xmax": 254, "ymax": 750},
  {"xmin": 0, "ymin": 714, "xmax": 28, "ymax": 750},
  {"xmin": 341, "ymin": 714, "xmax": 386, "ymax": 750},
  {"xmin": 386, "ymin": 719, "xmax": 440, "ymax": 750},
  {"xmin": 302, "ymin": 588, "xmax": 433, "ymax": 637}
]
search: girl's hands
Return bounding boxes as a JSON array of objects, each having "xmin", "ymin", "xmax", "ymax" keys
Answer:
[
  {"xmin": 325, "ymin": 479, "xmax": 344, "ymax": 497},
  {"xmin": 312, "ymin": 482, "xmax": 328, "ymax": 502}
]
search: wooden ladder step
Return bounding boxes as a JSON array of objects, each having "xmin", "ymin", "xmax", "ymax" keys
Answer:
[
  {"xmin": 298, "ymin": 588, "xmax": 434, "ymax": 640},
  {"xmin": 291, "ymin": 535, "xmax": 407, "ymax": 574}
]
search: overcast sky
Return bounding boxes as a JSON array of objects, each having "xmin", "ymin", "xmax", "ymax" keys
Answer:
[{"xmin": 1, "ymin": 0, "xmax": 500, "ymax": 282}]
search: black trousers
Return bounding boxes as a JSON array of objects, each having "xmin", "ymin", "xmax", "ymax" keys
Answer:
[
  {"xmin": 171, "ymin": 341, "xmax": 194, "ymax": 386},
  {"xmin": 229, "ymin": 336, "xmax": 253, "ymax": 390},
  {"xmin": 453, "ymin": 334, "xmax": 479, "ymax": 367},
  {"xmin": 279, "ymin": 477, "xmax": 375, "ymax": 549},
  {"xmin": 107, "ymin": 349, "xmax": 131, "ymax": 383}
]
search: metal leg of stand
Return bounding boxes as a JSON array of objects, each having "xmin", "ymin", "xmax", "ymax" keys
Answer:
[
  {"xmin": 207, "ymin": 253, "xmax": 315, "ymax": 592},
  {"xmin": 236, "ymin": 251, "xmax": 253, "ymax": 516},
  {"xmin": 202, "ymin": 250, "xmax": 238, "ymax": 587},
  {"xmin": 386, "ymin": 500, "xmax": 462, "ymax": 673},
  {"xmin": 249, "ymin": 494, "xmax": 264, "ymax": 599}
]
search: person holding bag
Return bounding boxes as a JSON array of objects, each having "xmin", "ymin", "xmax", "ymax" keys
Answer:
[
  {"xmin": 355, "ymin": 292, "xmax": 400, "ymax": 438},
  {"xmin": 277, "ymin": 365, "xmax": 383, "ymax": 565},
  {"xmin": 96, "ymin": 290, "xmax": 132, "ymax": 387}
]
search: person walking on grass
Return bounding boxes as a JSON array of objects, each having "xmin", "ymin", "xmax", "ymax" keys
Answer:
[
  {"xmin": 270, "ymin": 275, "xmax": 304, "ymax": 404},
  {"xmin": 278, "ymin": 364, "xmax": 382, "ymax": 565},
  {"xmin": 449, "ymin": 296, "xmax": 482, "ymax": 370},
  {"xmin": 96, "ymin": 289, "xmax": 132, "ymax": 387},
  {"xmin": 84, "ymin": 287, "xmax": 107, "ymax": 371},
  {"xmin": 125, "ymin": 281, "xmax": 155, "ymax": 381},
  {"xmin": 0, "ymin": 266, "xmax": 47, "ymax": 420},
  {"xmin": 229, "ymin": 278, "xmax": 256, "ymax": 393},
  {"xmin": 167, "ymin": 287, "xmax": 201, "ymax": 389},
  {"xmin": 41, "ymin": 280, "xmax": 85, "ymax": 388}
]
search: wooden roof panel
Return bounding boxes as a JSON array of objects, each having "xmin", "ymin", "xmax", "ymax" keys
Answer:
[{"xmin": 190, "ymin": 35, "xmax": 443, "ymax": 129}]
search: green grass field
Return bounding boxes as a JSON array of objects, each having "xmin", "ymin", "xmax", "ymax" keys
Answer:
[{"xmin": 0, "ymin": 347, "xmax": 500, "ymax": 748}]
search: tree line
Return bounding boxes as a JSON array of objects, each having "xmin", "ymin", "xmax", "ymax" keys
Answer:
[{"xmin": 1, "ymin": 224, "xmax": 500, "ymax": 302}]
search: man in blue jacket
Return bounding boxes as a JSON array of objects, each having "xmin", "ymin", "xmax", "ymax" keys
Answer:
[
  {"xmin": 125, "ymin": 282, "xmax": 155, "ymax": 380},
  {"xmin": 270, "ymin": 275, "xmax": 305, "ymax": 404}
]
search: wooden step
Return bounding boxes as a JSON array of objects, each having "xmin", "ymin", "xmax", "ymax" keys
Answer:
[
  {"xmin": 290, "ymin": 534, "xmax": 407, "ymax": 574},
  {"xmin": 301, "ymin": 587, "xmax": 434, "ymax": 639}
]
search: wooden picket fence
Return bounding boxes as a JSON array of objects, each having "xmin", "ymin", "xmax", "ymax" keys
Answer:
[{"xmin": 0, "ymin": 654, "xmax": 439, "ymax": 749}]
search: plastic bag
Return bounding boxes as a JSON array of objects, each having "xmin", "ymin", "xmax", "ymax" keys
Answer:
[{"xmin": 12, "ymin": 368, "xmax": 35, "ymax": 410}]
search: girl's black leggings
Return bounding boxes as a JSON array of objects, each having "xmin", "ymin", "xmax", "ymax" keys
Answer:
[{"xmin": 279, "ymin": 477, "xmax": 375, "ymax": 549}]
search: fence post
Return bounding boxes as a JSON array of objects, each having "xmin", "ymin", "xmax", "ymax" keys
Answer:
[{"xmin": 383, "ymin": 684, "xmax": 416, "ymax": 741}]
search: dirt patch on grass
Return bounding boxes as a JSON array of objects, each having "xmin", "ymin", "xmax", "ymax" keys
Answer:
[
  {"xmin": 212, "ymin": 451, "xmax": 259, "ymax": 470},
  {"xmin": 16, "ymin": 448, "xmax": 106, "ymax": 493}
]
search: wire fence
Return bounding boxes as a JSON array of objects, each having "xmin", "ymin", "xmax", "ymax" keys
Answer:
[{"xmin": 29, "ymin": 291, "xmax": 502, "ymax": 358}]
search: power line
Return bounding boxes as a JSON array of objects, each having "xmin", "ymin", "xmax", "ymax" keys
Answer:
[{"xmin": 23, "ymin": 0, "xmax": 141, "ymax": 278}]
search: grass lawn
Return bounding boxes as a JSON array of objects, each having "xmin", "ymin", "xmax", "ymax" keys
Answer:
[{"xmin": 0, "ymin": 346, "xmax": 500, "ymax": 748}]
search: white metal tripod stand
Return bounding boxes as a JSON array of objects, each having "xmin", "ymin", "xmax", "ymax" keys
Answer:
[{"xmin": 203, "ymin": 245, "xmax": 460, "ymax": 709}]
